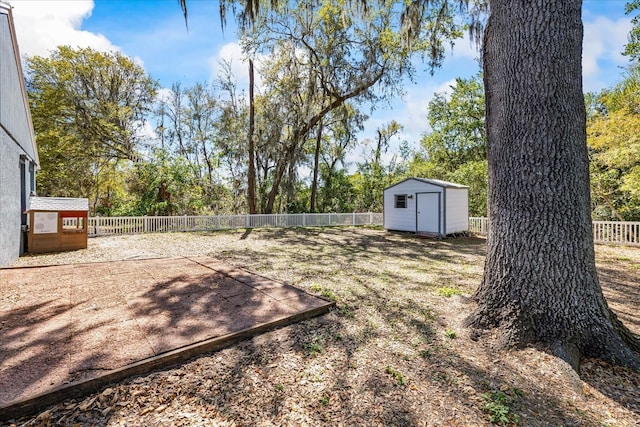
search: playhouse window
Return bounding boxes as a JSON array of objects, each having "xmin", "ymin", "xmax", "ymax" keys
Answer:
[
  {"xmin": 394, "ymin": 194, "xmax": 407, "ymax": 208},
  {"xmin": 61, "ymin": 213, "xmax": 86, "ymax": 233},
  {"xmin": 62, "ymin": 217, "xmax": 84, "ymax": 229}
]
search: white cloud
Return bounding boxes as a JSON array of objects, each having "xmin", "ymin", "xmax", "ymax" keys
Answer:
[
  {"xmin": 209, "ymin": 42, "xmax": 248, "ymax": 84},
  {"xmin": 208, "ymin": 41, "xmax": 267, "ymax": 93},
  {"xmin": 582, "ymin": 16, "xmax": 633, "ymax": 92},
  {"xmin": 342, "ymin": 77, "xmax": 460, "ymax": 172},
  {"xmin": 134, "ymin": 120, "xmax": 157, "ymax": 141},
  {"xmin": 448, "ymin": 31, "xmax": 480, "ymax": 62},
  {"xmin": 9, "ymin": 0, "xmax": 118, "ymax": 57},
  {"xmin": 361, "ymin": 78, "xmax": 456, "ymax": 147},
  {"xmin": 403, "ymin": 79, "xmax": 456, "ymax": 139},
  {"xmin": 155, "ymin": 87, "xmax": 174, "ymax": 104}
]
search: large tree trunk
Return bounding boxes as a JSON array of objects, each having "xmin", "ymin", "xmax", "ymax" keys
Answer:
[
  {"xmin": 465, "ymin": 0, "xmax": 640, "ymax": 371},
  {"xmin": 247, "ymin": 59, "xmax": 257, "ymax": 214},
  {"xmin": 264, "ymin": 144, "xmax": 296, "ymax": 214}
]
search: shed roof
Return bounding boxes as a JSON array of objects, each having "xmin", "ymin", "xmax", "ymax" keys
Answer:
[
  {"xmin": 27, "ymin": 197, "xmax": 89, "ymax": 212},
  {"xmin": 384, "ymin": 177, "xmax": 469, "ymax": 191}
]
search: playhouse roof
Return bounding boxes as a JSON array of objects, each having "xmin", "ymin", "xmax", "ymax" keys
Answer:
[
  {"xmin": 384, "ymin": 177, "xmax": 468, "ymax": 191},
  {"xmin": 27, "ymin": 197, "xmax": 89, "ymax": 212}
]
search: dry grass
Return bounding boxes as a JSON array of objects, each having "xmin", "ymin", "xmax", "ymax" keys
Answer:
[{"xmin": 7, "ymin": 226, "xmax": 640, "ymax": 426}]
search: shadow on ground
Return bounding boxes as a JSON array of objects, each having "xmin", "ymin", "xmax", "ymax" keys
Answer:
[
  {"xmin": 6, "ymin": 227, "xmax": 640, "ymax": 426},
  {"xmin": 0, "ymin": 256, "xmax": 330, "ymax": 421}
]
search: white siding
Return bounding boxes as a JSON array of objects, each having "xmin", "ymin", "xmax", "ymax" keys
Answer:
[
  {"xmin": 383, "ymin": 179, "xmax": 443, "ymax": 232},
  {"xmin": 0, "ymin": 10, "xmax": 37, "ymax": 162},
  {"xmin": 0, "ymin": 7, "xmax": 38, "ymax": 266},
  {"xmin": 445, "ymin": 188, "xmax": 469, "ymax": 234},
  {"xmin": 384, "ymin": 178, "xmax": 469, "ymax": 235}
]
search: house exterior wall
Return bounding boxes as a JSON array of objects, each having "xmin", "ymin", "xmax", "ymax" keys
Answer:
[
  {"xmin": 383, "ymin": 179, "xmax": 444, "ymax": 232},
  {"xmin": 444, "ymin": 187, "xmax": 469, "ymax": 234},
  {"xmin": 0, "ymin": 128, "xmax": 20, "ymax": 266},
  {"xmin": 0, "ymin": 128, "xmax": 35, "ymax": 265},
  {"xmin": 0, "ymin": 5, "xmax": 39, "ymax": 266},
  {"xmin": 0, "ymin": 12, "xmax": 35, "ymax": 158}
]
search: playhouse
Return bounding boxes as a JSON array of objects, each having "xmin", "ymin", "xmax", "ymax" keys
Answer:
[{"xmin": 27, "ymin": 197, "xmax": 89, "ymax": 254}]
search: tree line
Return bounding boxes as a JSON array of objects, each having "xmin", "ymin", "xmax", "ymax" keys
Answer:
[
  {"xmin": 27, "ymin": 0, "xmax": 463, "ymax": 217},
  {"xmin": 27, "ymin": 54, "xmax": 640, "ymax": 221}
]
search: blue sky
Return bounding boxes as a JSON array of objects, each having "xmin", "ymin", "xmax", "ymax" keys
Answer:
[{"xmin": 8, "ymin": 0, "xmax": 637, "ymax": 161}]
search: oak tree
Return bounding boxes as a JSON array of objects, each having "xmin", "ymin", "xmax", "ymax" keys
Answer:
[
  {"xmin": 464, "ymin": 0, "xmax": 640, "ymax": 370},
  {"xmin": 26, "ymin": 46, "xmax": 158, "ymax": 210},
  {"xmin": 186, "ymin": 0, "xmax": 463, "ymax": 213}
]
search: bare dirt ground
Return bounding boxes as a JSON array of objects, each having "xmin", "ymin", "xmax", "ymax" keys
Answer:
[{"xmin": 5, "ymin": 227, "xmax": 640, "ymax": 426}]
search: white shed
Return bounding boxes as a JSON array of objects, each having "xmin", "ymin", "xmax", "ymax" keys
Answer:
[{"xmin": 383, "ymin": 178, "xmax": 469, "ymax": 235}]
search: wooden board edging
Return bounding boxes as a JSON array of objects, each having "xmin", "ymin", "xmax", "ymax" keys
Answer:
[{"xmin": 0, "ymin": 301, "xmax": 334, "ymax": 423}]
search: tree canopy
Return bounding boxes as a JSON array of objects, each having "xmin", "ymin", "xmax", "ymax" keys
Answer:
[
  {"xmin": 587, "ymin": 64, "xmax": 640, "ymax": 220},
  {"xmin": 408, "ymin": 72, "xmax": 487, "ymax": 216},
  {"xmin": 624, "ymin": 0, "xmax": 640, "ymax": 61},
  {"xmin": 235, "ymin": 0, "xmax": 464, "ymax": 212},
  {"xmin": 26, "ymin": 46, "xmax": 158, "ymax": 210}
]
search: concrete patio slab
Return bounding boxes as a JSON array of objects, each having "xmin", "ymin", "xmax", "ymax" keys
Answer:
[{"xmin": 0, "ymin": 256, "xmax": 333, "ymax": 421}]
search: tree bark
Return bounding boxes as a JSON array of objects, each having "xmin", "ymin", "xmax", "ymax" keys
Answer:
[
  {"xmin": 264, "ymin": 143, "xmax": 298, "ymax": 214},
  {"xmin": 465, "ymin": 0, "xmax": 640, "ymax": 371},
  {"xmin": 247, "ymin": 59, "xmax": 257, "ymax": 214},
  {"xmin": 310, "ymin": 120, "xmax": 323, "ymax": 213}
]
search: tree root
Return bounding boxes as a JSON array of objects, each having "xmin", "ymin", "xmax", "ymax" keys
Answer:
[
  {"xmin": 464, "ymin": 306, "xmax": 640, "ymax": 373},
  {"xmin": 551, "ymin": 341, "xmax": 581, "ymax": 372}
]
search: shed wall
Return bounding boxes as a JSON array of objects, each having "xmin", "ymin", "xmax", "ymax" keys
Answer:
[
  {"xmin": 444, "ymin": 188, "xmax": 469, "ymax": 234},
  {"xmin": 383, "ymin": 180, "xmax": 444, "ymax": 232}
]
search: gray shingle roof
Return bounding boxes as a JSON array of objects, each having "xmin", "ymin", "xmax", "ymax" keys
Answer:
[{"xmin": 27, "ymin": 197, "xmax": 89, "ymax": 212}]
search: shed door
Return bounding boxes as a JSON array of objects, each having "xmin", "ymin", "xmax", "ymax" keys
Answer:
[{"xmin": 417, "ymin": 193, "xmax": 440, "ymax": 234}]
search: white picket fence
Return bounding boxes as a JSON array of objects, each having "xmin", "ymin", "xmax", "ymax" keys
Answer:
[
  {"xmin": 592, "ymin": 221, "xmax": 640, "ymax": 246},
  {"xmin": 469, "ymin": 217, "xmax": 640, "ymax": 247},
  {"xmin": 88, "ymin": 214, "xmax": 640, "ymax": 246},
  {"xmin": 88, "ymin": 212, "xmax": 383, "ymax": 237},
  {"xmin": 468, "ymin": 217, "xmax": 489, "ymax": 236}
]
